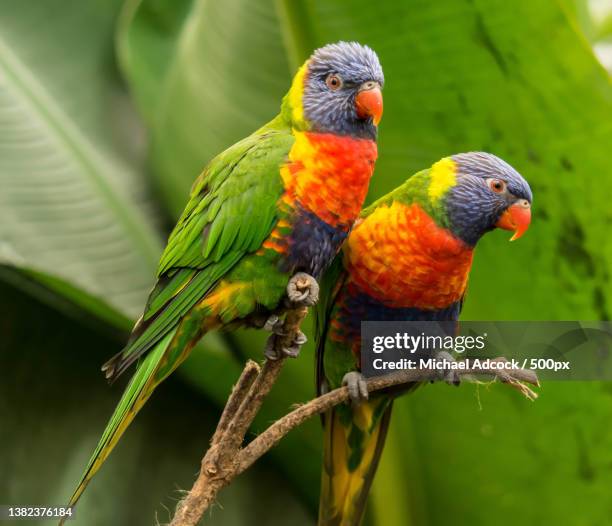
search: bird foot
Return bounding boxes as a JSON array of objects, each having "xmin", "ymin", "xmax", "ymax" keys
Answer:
[
  {"xmin": 264, "ymin": 330, "xmax": 308, "ymax": 360},
  {"xmin": 263, "ymin": 314, "xmax": 284, "ymax": 334},
  {"xmin": 261, "ymin": 273, "xmax": 317, "ymax": 360},
  {"xmin": 285, "ymin": 272, "xmax": 319, "ymax": 308},
  {"xmin": 432, "ymin": 351, "xmax": 461, "ymax": 386},
  {"xmin": 342, "ymin": 371, "xmax": 369, "ymax": 405}
]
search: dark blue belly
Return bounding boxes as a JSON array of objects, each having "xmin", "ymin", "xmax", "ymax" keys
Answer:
[
  {"xmin": 282, "ymin": 207, "xmax": 348, "ymax": 279},
  {"xmin": 338, "ymin": 290, "xmax": 462, "ymax": 343}
]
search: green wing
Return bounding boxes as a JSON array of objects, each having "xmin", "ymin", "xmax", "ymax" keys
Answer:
[
  {"xmin": 315, "ymin": 254, "xmax": 349, "ymax": 396},
  {"xmin": 63, "ymin": 121, "xmax": 296, "ymax": 515},
  {"xmin": 103, "ymin": 124, "xmax": 295, "ymax": 381}
]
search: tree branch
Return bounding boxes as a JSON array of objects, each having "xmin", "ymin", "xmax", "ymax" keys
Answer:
[
  {"xmin": 210, "ymin": 360, "xmax": 260, "ymax": 448},
  {"xmin": 235, "ymin": 357, "xmax": 538, "ymax": 476},
  {"xmin": 167, "ymin": 301, "xmax": 309, "ymax": 526},
  {"xmin": 168, "ymin": 334, "xmax": 539, "ymax": 526}
]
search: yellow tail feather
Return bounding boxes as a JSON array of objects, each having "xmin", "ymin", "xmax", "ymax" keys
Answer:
[{"xmin": 318, "ymin": 397, "xmax": 393, "ymax": 526}]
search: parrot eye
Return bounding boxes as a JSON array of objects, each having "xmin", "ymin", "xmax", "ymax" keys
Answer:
[
  {"xmin": 487, "ymin": 178, "xmax": 506, "ymax": 194},
  {"xmin": 325, "ymin": 73, "xmax": 343, "ymax": 91}
]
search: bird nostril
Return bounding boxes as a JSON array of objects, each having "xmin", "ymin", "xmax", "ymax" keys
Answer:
[{"xmin": 360, "ymin": 81, "xmax": 376, "ymax": 91}]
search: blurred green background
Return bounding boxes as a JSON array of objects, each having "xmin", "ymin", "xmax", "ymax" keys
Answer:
[{"xmin": 1, "ymin": 0, "xmax": 611, "ymax": 525}]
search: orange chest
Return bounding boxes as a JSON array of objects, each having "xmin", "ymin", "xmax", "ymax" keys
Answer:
[
  {"xmin": 280, "ymin": 131, "xmax": 377, "ymax": 229},
  {"xmin": 345, "ymin": 202, "xmax": 474, "ymax": 310}
]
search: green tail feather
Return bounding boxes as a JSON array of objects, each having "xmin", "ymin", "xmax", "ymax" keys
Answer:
[
  {"xmin": 318, "ymin": 397, "xmax": 393, "ymax": 526},
  {"xmin": 61, "ymin": 329, "xmax": 178, "ymax": 522}
]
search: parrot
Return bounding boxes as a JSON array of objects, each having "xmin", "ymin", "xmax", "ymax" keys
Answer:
[
  {"xmin": 315, "ymin": 152, "xmax": 532, "ymax": 526},
  {"xmin": 63, "ymin": 41, "xmax": 384, "ymax": 513}
]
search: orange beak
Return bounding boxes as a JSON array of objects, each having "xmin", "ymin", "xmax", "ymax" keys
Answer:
[
  {"xmin": 355, "ymin": 82, "xmax": 383, "ymax": 126},
  {"xmin": 495, "ymin": 200, "xmax": 531, "ymax": 241}
]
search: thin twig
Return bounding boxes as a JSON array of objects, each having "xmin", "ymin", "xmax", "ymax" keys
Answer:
[
  {"xmin": 235, "ymin": 357, "xmax": 539, "ymax": 475},
  {"xmin": 210, "ymin": 360, "xmax": 260, "ymax": 448},
  {"xmin": 226, "ymin": 306, "xmax": 308, "ymax": 444}
]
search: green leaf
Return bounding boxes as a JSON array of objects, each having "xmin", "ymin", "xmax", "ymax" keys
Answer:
[
  {"xmin": 117, "ymin": 0, "xmax": 194, "ymax": 115},
  {"xmin": 118, "ymin": 0, "xmax": 291, "ymax": 215},
  {"xmin": 0, "ymin": 0, "xmax": 163, "ymax": 324},
  {"xmin": 1, "ymin": 280, "xmax": 313, "ymax": 526},
  {"xmin": 383, "ymin": 381, "xmax": 612, "ymax": 526}
]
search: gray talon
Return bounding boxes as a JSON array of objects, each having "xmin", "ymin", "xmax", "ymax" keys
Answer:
[
  {"xmin": 263, "ymin": 330, "xmax": 307, "ymax": 360},
  {"xmin": 294, "ymin": 330, "xmax": 307, "ymax": 346},
  {"xmin": 263, "ymin": 314, "xmax": 284, "ymax": 334},
  {"xmin": 286, "ymin": 272, "xmax": 319, "ymax": 307},
  {"xmin": 264, "ymin": 336, "xmax": 281, "ymax": 360},
  {"xmin": 283, "ymin": 344, "xmax": 301, "ymax": 358},
  {"xmin": 434, "ymin": 351, "xmax": 461, "ymax": 386},
  {"xmin": 342, "ymin": 371, "xmax": 369, "ymax": 405}
]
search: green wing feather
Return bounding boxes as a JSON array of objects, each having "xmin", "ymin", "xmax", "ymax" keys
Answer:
[
  {"xmin": 103, "ymin": 124, "xmax": 294, "ymax": 381},
  {"xmin": 315, "ymin": 254, "xmax": 348, "ymax": 395},
  {"xmin": 64, "ymin": 119, "xmax": 295, "ymax": 516}
]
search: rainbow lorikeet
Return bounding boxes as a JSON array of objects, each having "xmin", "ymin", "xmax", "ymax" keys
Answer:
[
  {"xmin": 315, "ymin": 152, "xmax": 532, "ymax": 526},
  {"xmin": 64, "ymin": 41, "xmax": 384, "ymax": 512}
]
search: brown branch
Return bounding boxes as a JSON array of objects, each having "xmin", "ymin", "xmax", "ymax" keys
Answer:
[
  {"xmin": 210, "ymin": 360, "xmax": 260, "ymax": 448},
  {"xmin": 168, "ymin": 298, "xmax": 309, "ymax": 526},
  {"xmin": 235, "ymin": 357, "xmax": 539, "ymax": 475},
  {"xmin": 225, "ymin": 305, "xmax": 308, "ymax": 445},
  {"xmin": 168, "ymin": 335, "xmax": 539, "ymax": 526}
]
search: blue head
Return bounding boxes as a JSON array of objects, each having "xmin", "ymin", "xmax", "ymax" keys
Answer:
[
  {"xmin": 284, "ymin": 42, "xmax": 384, "ymax": 140},
  {"xmin": 439, "ymin": 152, "xmax": 533, "ymax": 246}
]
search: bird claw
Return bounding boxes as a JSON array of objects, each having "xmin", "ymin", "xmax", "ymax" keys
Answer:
[
  {"xmin": 263, "ymin": 314, "xmax": 284, "ymax": 334},
  {"xmin": 262, "ymin": 273, "xmax": 316, "ymax": 359},
  {"xmin": 285, "ymin": 272, "xmax": 319, "ymax": 307},
  {"xmin": 264, "ymin": 330, "xmax": 308, "ymax": 360},
  {"xmin": 342, "ymin": 371, "xmax": 369, "ymax": 405},
  {"xmin": 432, "ymin": 351, "xmax": 461, "ymax": 386}
]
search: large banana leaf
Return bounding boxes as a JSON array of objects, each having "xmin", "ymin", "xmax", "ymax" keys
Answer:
[
  {"xmin": 0, "ymin": 281, "xmax": 311, "ymax": 526},
  {"xmin": 0, "ymin": 4, "xmax": 261, "ymax": 525},
  {"xmin": 118, "ymin": 0, "xmax": 291, "ymax": 213},
  {"xmin": 0, "ymin": 0, "xmax": 162, "ymax": 326},
  {"xmin": 119, "ymin": 0, "xmax": 612, "ymax": 524}
]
